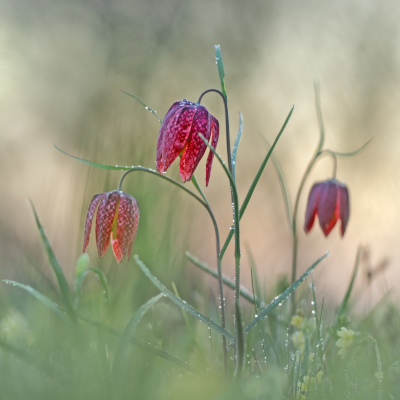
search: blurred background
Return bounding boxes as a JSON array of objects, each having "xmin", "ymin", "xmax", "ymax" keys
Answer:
[{"xmin": 0, "ymin": 0, "xmax": 399, "ymax": 310}]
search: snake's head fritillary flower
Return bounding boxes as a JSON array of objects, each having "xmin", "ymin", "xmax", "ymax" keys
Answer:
[
  {"xmin": 304, "ymin": 179, "xmax": 350, "ymax": 237},
  {"xmin": 83, "ymin": 191, "xmax": 139, "ymax": 263},
  {"xmin": 156, "ymin": 99, "xmax": 219, "ymax": 186}
]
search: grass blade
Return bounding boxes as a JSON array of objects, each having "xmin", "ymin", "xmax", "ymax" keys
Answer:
[
  {"xmin": 191, "ymin": 174, "xmax": 208, "ymax": 204},
  {"xmin": 232, "ymin": 112, "xmax": 243, "ymax": 182},
  {"xmin": 54, "ymin": 145, "xmax": 136, "ymax": 170},
  {"xmin": 134, "ymin": 255, "xmax": 234, "ymax": 342},
  {"xmin": 112, "ymin": 293, "xmax": 164, "ymax": 376},
  {"xmin": 3, "ymin": 280, "xmax": 68, "ymax": 324},
  {"xmin": 30, "ymin": 201, "xmax": 76, "ymax": 322},
  {"xmin": 245, "ymin": 251, "xmax": 329, "ymax": 334},
  {"xmin": 337, "ymin": 246, "xmax": 361, "ymax": 316},
  {"xmin": 172, "ymin": 282, "xmax": 208, "ymax": 367},
  {"xmin": 215, "ymin": 45, "xmax": 227, "ymax": 99},
  {"xmin": 332, "ymin": 139, "xmax": 372, "ymax": 157},
  {"xmin": 120, "ymin": 89, "xmax": 163, "ymax": 123},
  {"xmin": 311, "ymin": 276, "xmax": 319, "ymax": 332},
  {"xmin": 185, "ymin": 251, "xmax": 262, "ymax": 306},
  {"xmin": 75, "ymin": 268, "xmax": 110, "ymax": 309},
  {"xmin": 220, "ymin": 105, "xmax": 294, "ymax": 259},
  {"xmin": 78, "ymin": 314, "xmax": 200, "ymax": 374},
  {"xmin": 248, "ymin": 245, "xmax": 269, "ymax": 365}
]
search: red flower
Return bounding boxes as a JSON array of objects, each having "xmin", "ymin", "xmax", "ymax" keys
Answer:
[
  {"xmin": 156, "ymin": 99, "xmax": 219, "ymax": 186},
  {"xmin": 304, "ymin": 179, "xmax": 350, "ymax": 237},
  {"xmin": 83, "ymin": 191, "xmax": 139, "ymax": 262}
]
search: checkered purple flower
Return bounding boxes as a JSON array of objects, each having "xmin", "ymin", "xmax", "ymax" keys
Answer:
[
  {"xmin": 156, "ymin": 99, "xmax": 219, "ymax": 186},
  {"xmin": 83, "ymin": 191, "xmax": 139, "ymax": 262}
]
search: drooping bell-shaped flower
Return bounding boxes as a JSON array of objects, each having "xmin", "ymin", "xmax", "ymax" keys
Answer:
[
  {"xmin": 83, "ymin": 191, "xmax": 139, "ymax": 262},
  {"xmin": 156, "ymin": 99, "xmax": 219, "ymax": 186},
  {"xmin": 304, "ymin": 179, "xmax": 350, "ymax": 237}
]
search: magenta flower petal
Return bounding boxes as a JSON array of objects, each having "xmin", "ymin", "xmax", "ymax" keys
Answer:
[
  {"xmin": 156, "ymin": 101, "xmax": 183, "ymax": 172},
  {"xmin": 95, "ymin": 191, "xmax": 120, "ymax": 258},
  {"xmin": 180, "ymin": 106, "xmax": 211, "ymax": 182},
  {"xmin": 304, "ymin": 183, "xmax": 324, "ymax": 233},
  {"xmin": 156, "ymin": 100, "xmax": 195, "ymax": 173},
  {"xmin": 84, "ymin": 190, "xmax": 140, "ymax": 262},
  {"xmin": 156, "ymin": 99, "xmax": 219, "ymax": 185},
  {"xmin": 338, "ymin": 183, "xmax": 350, "ymax": 236},
  {"xmin": 163, "ymin": 106, "xmax": 196, "ymax": 173},
  {"xmin": 318, "ymin": 180, "xmax": 338, "ymax": 236},
  {"xmin": 111, "ymin": 193, "xmax": 140, "ymax": 263},
  {"xmin": 304, "ymin": 178, "xmax": 350, "ymax": 237},
  {"xmin": 205, "ymin": 116, "xmax": 220, "ymax": 187},
  {"xmin": 83, "ymin": 193, "xmax": 105, "ymax": 253}
]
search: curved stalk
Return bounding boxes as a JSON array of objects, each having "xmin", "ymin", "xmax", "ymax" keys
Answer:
[
  {"xmin": 319, "ymin": 149, "xmax": 338, "ymax": 178},
  {"xmin": 197, "ymin": 89, "xmax": 232, "ymax": 174},
  {"xmin": 118, "ymin": 166, "xmax": 228, "ymax": 373}
]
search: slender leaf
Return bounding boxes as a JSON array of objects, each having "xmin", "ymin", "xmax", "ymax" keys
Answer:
[
  {"xmin": 3, "ymin": 280, "xmax": 68, "ymax": 324},
  {"xmin": 245, "ymin": 251, "xmax": 329, "ymax": 334},
  {"xmin": 232, "ymin": 112, "xmax": 243, "ymax": 182},
  {"xmin": 113, "ymin": 293, "xmax": 164, "ymax": 375},
  {"xmin": 120, "ymin": 89, "xmax": 163, "ymax": 123},
  {"xmin": 75, "ymin": 268, "xmax": 110, "ymax": 309},
  {"xmin": 134, "ymin": 255, "xmax": 234, "ymax": 342},
  {"xmin": 172, "ymin": 282, "xmax": 207, "ymax": 367},
  {"xmin": 191, "ymin": 174, "xmax": 208, "ymax": 204},
  {"xmin": 332, "ymin": 139, "xmax": 372, "ymax": 157},
  {"xmin": 215, "ymin": 45, "xmax": 227, "ymax": 99},
  {"xmin": 77, "ymin": 314, "xmax": 200, "ymax": 374},
  {"xmin": 337, "ymin": 246, "xmax": 361, "ymax": 316},
  {"xmin": 220, "ymin": 106, "xmax": 294, "ymax": 259},
  {"xmin": 185, "ymin": 251, "xmax": 261, "ymax": 306},
  {"xmin": 30, "ymin": 201, "xmax": 76, "ymax": 322},
  {"xmin": 248, "ymin": 245, "xmax": 269, "ymax": 365},
  {"xmin": 246, "ymin": 245, "xmax": 263, "ymax": 301},
  {"xmin": 311, "ymin": 276, "xmax": 319, "ymax": 332},
  {"xmin": 55, "ymin": 149, "xmax": 208, "ymax": 211},
  {"xmin": 54, "ymin": 145, "xmax": 136, "ymax": 170}
]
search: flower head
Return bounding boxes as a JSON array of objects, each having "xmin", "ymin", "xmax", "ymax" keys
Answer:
[
  {"xmin": 156, "ymin": 99, "xmax": 219, "ymax": 186},
  {"xmin": 292, "ymin": 331, "xmax": 306, "ymax": 354},
  {"xmin": 83, "ymin": 191, "xmax": 139, "ymax": 263},
  {"xmin": 290, "ymin": 314, "xmax": 305, "ymax": 330},
  {"xmin": 304, "ymin": 178, "xmax": 350, "ymax": 237},
  {"xmin": 336, "ymin": 327, "xmax": 356, "ymax": 359}
]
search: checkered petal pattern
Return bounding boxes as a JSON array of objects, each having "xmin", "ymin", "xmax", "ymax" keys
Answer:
[
  {"xmin": 83, "ymin": 190, "xmax": 140, "ymax": 262},
  {"xmin": 156, "ymin": 99, "xmax": 219, "ymax": 186}
]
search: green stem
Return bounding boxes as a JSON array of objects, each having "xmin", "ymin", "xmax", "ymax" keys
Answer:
[
  {"xmin": 118, "ymin": 167, "xmax": 228, "ymax": 374},
  {"xmin": 197, "ymin": 133, "xmax": 241, "ymax": 374},
  {"xmin": 198, "ymin": 88, "xmax": 234, "ymax": 376}
]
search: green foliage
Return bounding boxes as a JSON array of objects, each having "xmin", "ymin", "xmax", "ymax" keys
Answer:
[{"xmin": 2, "ymin": 46, "xmax": 393, "ymax": 400}]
